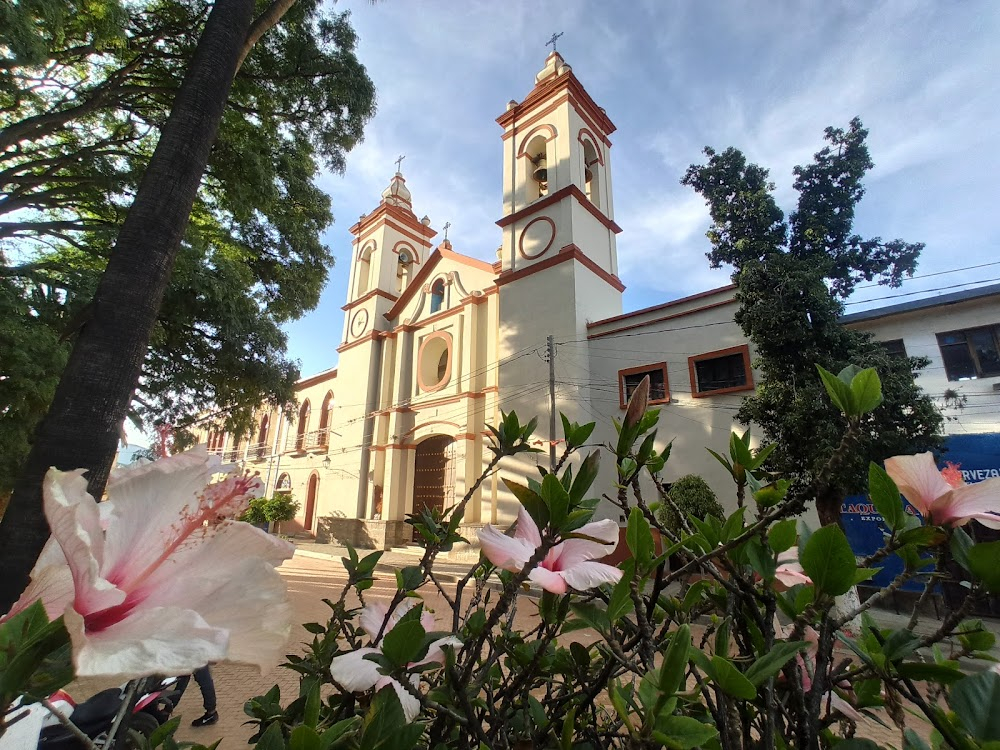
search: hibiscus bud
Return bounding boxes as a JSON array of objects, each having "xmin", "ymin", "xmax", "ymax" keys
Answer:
[{"xmin": 624, "ymin": 375, "xmax": 650, "ymax": 429}]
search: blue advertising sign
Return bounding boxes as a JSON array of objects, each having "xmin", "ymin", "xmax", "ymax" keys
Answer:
[{"xmin": 841, "ymin": 433, "xmax": 1000, "ymax": 591}]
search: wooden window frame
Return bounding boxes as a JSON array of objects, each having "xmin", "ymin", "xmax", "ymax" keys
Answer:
[
  {"xmin": 937, "ymin": 324, "xmax": 1000, "ymax": 381},
  {"xmin": 618, "ymin": 362, "xmax": 670, "ymax": 409},
  {"xmin": 688, "ymin": 344, "xmax": 754, "ymax": 398}
]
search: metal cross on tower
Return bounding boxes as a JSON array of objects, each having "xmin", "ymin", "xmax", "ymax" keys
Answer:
[
  {"xmin": 545, "ymin": 32, "xmax": 563, "ymax": 52},
  {"xmin": 442, "ymin": 221, "xmax": 451, "ymax": 241},
  {"xmin": 394, "ymin": 154, "xmax": 405, "ymax": 173}
]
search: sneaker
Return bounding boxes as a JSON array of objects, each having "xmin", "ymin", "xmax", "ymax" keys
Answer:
[{"xmin": 191, "ymin": 710, "xmax": 218, "ymax": 727}]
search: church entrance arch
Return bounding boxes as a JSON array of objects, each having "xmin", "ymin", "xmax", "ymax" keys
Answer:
[
  {"xmin": 412, "ymin": 436, "xmax": 456, "ymax": 515},
  {"xmin": 305, "ymin": 472, "xmax": 319, "ymax": 532}
]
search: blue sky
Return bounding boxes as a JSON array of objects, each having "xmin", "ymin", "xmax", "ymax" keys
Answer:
[{"xmin": 282, "ymin": 0, "xmax": 1000, "ymax": 379}]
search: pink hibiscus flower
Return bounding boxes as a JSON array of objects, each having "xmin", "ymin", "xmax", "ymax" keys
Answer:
[
  {"xmin": 2, "ymin": 447, "xmax": 294, "ymax": 678},
  {"xmin": 329, "ymin": 600, "xmax": 461, "ymax": 722},
  {"xmin": 477, "ymin": 507, "xmax": 623, "ymax": 594},
  {"xmin": 775, "ymin": 549, "xmax": 812, "ymax": 587},
  {"xmin": 884, "ymin": 453, "xmax": 1000, "ymax": 529}
]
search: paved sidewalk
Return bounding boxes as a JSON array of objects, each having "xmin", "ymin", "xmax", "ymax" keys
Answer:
[{"xmin": 293, "ymin": 540, "xmax": 478, "ymax": 582}]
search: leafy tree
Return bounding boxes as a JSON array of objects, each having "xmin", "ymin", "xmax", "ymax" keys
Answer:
[
  {"xmin": 682, "ymin": 118, "xmax": 943, "ymax": 526},
  {"xmin": 0, "ymin": 0, "xmax": 375, "ymax": 610},
  {"xmin": 0, "ymin": 1, "xmax": 375, "ymax": 481}
]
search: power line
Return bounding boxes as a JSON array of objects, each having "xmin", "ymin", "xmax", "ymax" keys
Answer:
[
  {"xmin": 855, "ymin": 260, "xmax": 1000, "ymax": 289},
  {"xmin": 846, "ymin": 278, "xmax": 1000, "ymax": 306}
]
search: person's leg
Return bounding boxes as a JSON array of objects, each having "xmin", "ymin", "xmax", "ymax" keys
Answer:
[{"xmin": 190, "ymin": 666, "xmax": 218, "ymax": 726}]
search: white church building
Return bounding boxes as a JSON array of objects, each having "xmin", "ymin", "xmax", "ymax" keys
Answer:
[{"xmin": 197, "ymin": 53, "xmax": 1000, "ymax": 550}]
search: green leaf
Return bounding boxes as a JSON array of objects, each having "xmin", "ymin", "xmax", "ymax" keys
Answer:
[
  {"xmin": 302, "ymin": 678, "xmax": 321, "ymax": 727},
  {"xmin": 768, "ymin": 519, "xmax": 798, "ymax": 553},
  {"xmin": 607, "ymin": 575, "xmax": 635, "ymax": 623},
  {"xmin": 746, "ymin": 538, "xmax": 777, "ymax": 581},
  {"xmin": 868, "ymin": 462, "xmax": 906, "ymax": 531},
  {"xmin": 503, "ymin": 478, "xmax": 549, "ymax": 528},
  {"xmin": 950, "ymin": 671, "xmax": 1000, "ymax": 741},
  {"xmin": 835, "ymin": 741, "xmax": 881, "ymax": 750},
  {"xmin": 395, "ymin": 565, "xmax": 423, "ymax": 592},
  {"xmin": 381, "ymin": 616, "xmax": 426, "ymax": 667},
  {"xmin": 290, "ymin": 725, "xmax": 322, "ymax": 750},
  {"xmin": 570, "ymin": 451, "xmax": 600, "ymax": 504},
  {"xmin": 706, "ymin": 447, "xmax": 734, "ymax": 475},
  {"xmin": 659, "ymin": 624, "xmax": 691, "ymax": 696},
  {"xmin": 816, "ymin": 364, "xmax": 853, "ymax": 415},
  {"xmin": 968, "ymin": 541, "xmax": 1000, "ymax": 592},
  {"xmin": 896, "ymin": 661, "xmax": 965, "ymax": 684},
  {"xmin": 652, "ymin": 715, "xmax": 718, "ymax": 750},
  {"xmin": 744, "ymin": 641, "xmax": 808, "ymax": 686},
  {"xmin": 801, "ymin": 524, "xmax": 857, "ymax": 596},
  {"xmin": 849, "ymin": 367, "xmax": 883, "ymax": 415},
  {"xmin": 730, "ymin": 430, "xmax": 753, "ymax": 468},
  {"xmin": 255, "ymin": 722, "xmax": 287, "ymax": 750},
  {"xmin": 708, "ymin": 655, "xmax": 757, "ymax": 699},
  {"xmin": 626, "ymin": 506, "xmax": 654, "ymax": 565},
  {"xmin": 541, "ymin": 473, "xmax": 570, "ymax": 528},
  {"xmin": 748, "ymin": 442, "xmax": 777, "ymax": 471},
  {"xmin": 361, "ymin": 687, "xmax": 425, "ymax": 750},
  {"xmin": 903, "ymin": 728, "xmax": 932, "ymax": 750},
  {"xmin": 319, "ymin": 718, "xmax": 361, "ymax": 750},
  {"xmin": 570, "ymin": 602, "xmax": 610, "ymax": 633},
  {"xmin": 148, "ymin": 716, "xmax": 181, "ymax": 749},
  {"xmin": 951, "ymin": 527, "xmax": 975, "ymax": 571}
]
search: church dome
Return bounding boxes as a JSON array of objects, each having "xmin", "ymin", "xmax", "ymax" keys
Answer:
[{"xmin": 381, "ymin": 172, "xmax": 413, "ymax": 210}]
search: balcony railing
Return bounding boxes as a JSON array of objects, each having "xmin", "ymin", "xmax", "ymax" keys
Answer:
[
  {"xmin": 286, "ymin": 428, "xmax": 331, "ymax": 454},
  {"xmin": 247, "ymin": 442, "xmax": 271, "ymax": 462}
]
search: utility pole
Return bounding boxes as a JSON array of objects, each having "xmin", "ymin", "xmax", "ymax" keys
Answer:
[{"xmin": 547, "ymin": 335, "xmax": 556, "ymax": 472}]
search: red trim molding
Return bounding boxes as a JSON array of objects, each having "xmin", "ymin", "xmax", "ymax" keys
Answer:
[
  {"xmin": 498, "ymin": 71, "xmax": 616, "ymax": 140},
  {"xmin": 496, "ymin": 243, "xmax": 625, "ymax": 293},
  {"xmin": 516, "ymin": 124, "xmax": 558, "ymax": 156},
  {"xmin": 518, "ymin": 216, "xmax": 556, "ymax": 259},
  {"xmin": 416, "ymin": 331, "xmax": 453, "ymax": 393},
  {"xmin": 588, "ymin": 298, "xmax": 736, "ymax": 339},
  {"xmin": 688, "ymin": 344, "xmax": 754, "ymax": 398},
  {"xmin": 336, "ymin": 330, "xmax": 379, "ymax": 354},
  {"xmin": 617, "ymin": 362, "xmax": 670, "ymax": 409},
  {"xmin": 296, "ymin": 369, "xmax": 337, "ymax": 389},
  {"xmin": 496, "ymin": 184, "xmax": 622, "ymax": 234},
  {"xmin": 589, "ymin": 285, "xmax": 737, "ymax": 329},
  {"xmin": 577, "ymin": 128, "xmax": 605, "ymax": 165},
  {"xmin": 342, "ymin": 288, "xmax": 399, "ymax": 311}
]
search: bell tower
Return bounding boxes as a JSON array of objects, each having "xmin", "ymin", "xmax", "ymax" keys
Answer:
[
  {"xmin": 494, "ymin": 52, "xmax": 625, "ymax": 467},
  {"xmin": 496, "ymin": 51, "xmax": 622, "ymax": 284}
]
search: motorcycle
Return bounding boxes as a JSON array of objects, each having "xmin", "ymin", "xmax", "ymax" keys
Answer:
[{"xmin": 1, "ymin": 675, "xmax": 186, "ymax": 750}]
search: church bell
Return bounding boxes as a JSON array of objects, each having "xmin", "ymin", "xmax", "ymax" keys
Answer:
[{"xmin": 530, "ymin": 153, "xmax": 548, "ymax": 187}]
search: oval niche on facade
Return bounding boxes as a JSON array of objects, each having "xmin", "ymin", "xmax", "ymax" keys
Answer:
[{"xmin": 518, "ymin": 216, "xmax": 556, "ymax": 260}]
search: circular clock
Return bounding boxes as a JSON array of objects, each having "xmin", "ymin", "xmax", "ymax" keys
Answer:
[{"xmin": 350, "ymin": 308, "xmax": 369, "ymax": 338}]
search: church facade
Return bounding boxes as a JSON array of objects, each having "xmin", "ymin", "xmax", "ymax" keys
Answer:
[{"xmin": 196, "ymin": 53, "xmax": 1000, "ymax": 550}]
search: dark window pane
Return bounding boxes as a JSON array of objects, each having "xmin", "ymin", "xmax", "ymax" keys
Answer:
[
  {"xmin": 695, "ymin": 353, "xmax": 747, "ymax": 392},
  {"xmin": 969, "ymin": 329, "xmax": 1000, "ymax": 377},
  {"xmin": 623, "ymin": 368, "xmax": 667, "ymax": 402},
  {"xmin": 940, "ymin": 342, "xmax": 977, "ymax": 381},
  {"xmin": 938, "ymin": 331, "xmax": 967, "ymax": 346},
  {"xmin": 879, "ymin": 339, "xmax": 908, "ymax": 358}
]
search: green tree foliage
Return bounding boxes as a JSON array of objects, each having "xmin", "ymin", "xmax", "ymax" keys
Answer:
[
  {"xmin": 0, "ymin": 0, "xmax": 376, "ymax": 491},
  {"xmin": 682, "ymin": 118, "xmax": 942, "ymax": 525}
]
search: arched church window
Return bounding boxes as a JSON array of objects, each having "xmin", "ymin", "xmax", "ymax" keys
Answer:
[
  {"xmin": 526, "ymin": 135, "xmax": 550, "ymax": 201},
  {"xmin": 430, "ymin": 278, "xmax": 445, "ymax": 314},
  {"xmin": 319, "ymin": 391, "xmax": 334, "ymax": 446},
  {"xmin": 583, "ymin": 140, "xmax": 601, "ymax": 208},
  {"xmin": 296, "ymin": 399, "xmax": 311, "ymax": 450},
  {"xmin": 356, "ymin": 242, "xmax": 375, "ymax": 297}
]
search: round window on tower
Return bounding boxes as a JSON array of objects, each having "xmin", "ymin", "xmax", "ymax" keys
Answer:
[{"xmin": 417, "ymin": 332, "xmax": 452, "ymax": 393}]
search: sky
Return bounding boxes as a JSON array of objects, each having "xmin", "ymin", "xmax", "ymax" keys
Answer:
[{"xmin": 281, "ymin": 0, "xmax": 1000, "ymax": 380}]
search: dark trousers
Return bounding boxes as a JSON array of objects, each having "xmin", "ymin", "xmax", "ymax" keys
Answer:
[{"xmin": 176, "ymin": 666, "xmax": 216, "ymax": 712}]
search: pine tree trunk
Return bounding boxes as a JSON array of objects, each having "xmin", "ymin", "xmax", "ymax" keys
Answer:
[{"xmin": 0, "ymin": 0, "xmax": 256, "ymax": 612}]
